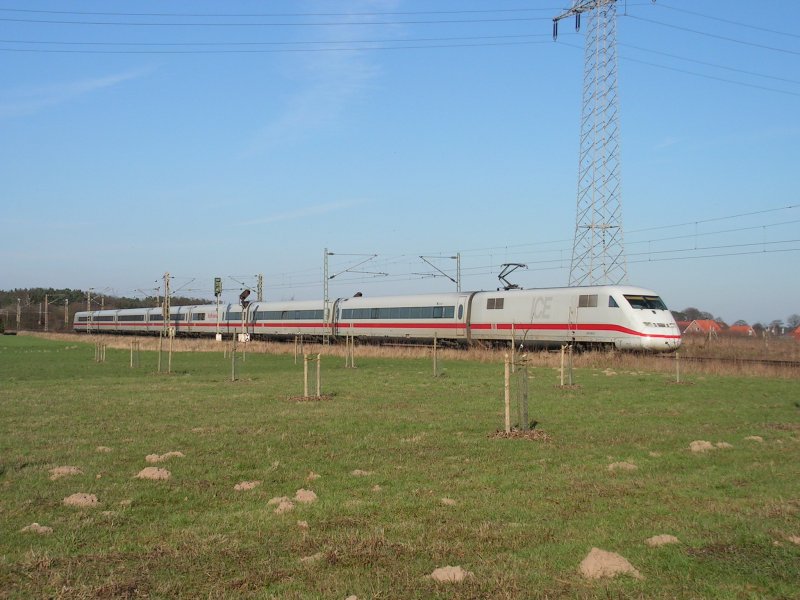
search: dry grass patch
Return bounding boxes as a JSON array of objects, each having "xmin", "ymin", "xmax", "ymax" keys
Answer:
[
  {"xmin": 489, "ymin": 429, "xmax": 552, "ymax": 442},
  {"xmin": 350, "ymin": 469, "xmax": 372, "ymax": 477}
]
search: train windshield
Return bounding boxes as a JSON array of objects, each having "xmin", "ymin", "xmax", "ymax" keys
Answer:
[{"xmin": 623, "ymin": 295, "xmax": 668, "ymax": 310}]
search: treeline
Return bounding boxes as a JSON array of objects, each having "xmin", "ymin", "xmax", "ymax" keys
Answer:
[
  {"xmin": 672, "ymin": 306, "xmax": 800, "ymax": 334},
  {"xmin": 0, "ymin": 288, "xmax": 209, "ymax": 333}
]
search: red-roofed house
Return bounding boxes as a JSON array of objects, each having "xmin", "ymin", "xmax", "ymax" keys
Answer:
[
  {"xmin": 676, "ymin": 320, "xmax": 691, "ymax": 333},
  {"xmin": 726, "ymin": 324, "xmax": 755, "ymax": 337},
  {"xmin": 793, "ymin": 326, "xmax": 800, "ymax": 341},
  {"xmin": 683, "ymin": 320, "xmax": 723, "ymax": 335}
]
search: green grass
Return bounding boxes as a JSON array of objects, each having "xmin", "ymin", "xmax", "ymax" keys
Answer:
[{"xmin": 1, "ymin": 335, "xmax": 799, "ymax": 599}]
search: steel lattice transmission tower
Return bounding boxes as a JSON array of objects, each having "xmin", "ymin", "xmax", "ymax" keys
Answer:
[{"xmin": 554, "ymin": 0, "xmax": 627, "ymax": 286}]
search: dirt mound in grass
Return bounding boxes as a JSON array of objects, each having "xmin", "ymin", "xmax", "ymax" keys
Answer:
[
  {"xmin": 63, "ymin": 493, "xmax": 100, "ymax": 508},
  {"xmin": 96, "ymin": 446, "xmax": 112, "ymax": 453},
  {"xmin": 745, "ymin": 435, "xmax": 764, "ymax": 443},
  {"xmin": 268, "ymin": 496, "xmax": 295, "ymax": 514},
  {"xmin": 429, "ymin": 565, "xmax": 474, "ymax": 583},
  {"xmin": 136, "ymin": 467, "xmax": 171, "ymax": 480},
  {"xmin": 295, "ymin": 489, "xmax": 317, "ymax": 504},
  {"xmin": 351, "ymin": 469, "xmax": 372, "ymax": 477},
  {"xmin": 234, "ymin": 480, "xmax": 261, "ymax": 491},
  {"xmin": 689, "ymin": 440, "xmax": 714, "ymax": 453},
  {"xmin": 440, "ymin": 498, "xmax": 457, "ymax": 506},
  {"xmin": 646, "ymin": 534, "xmax": 680, "ymax": 547},
  {"xmin": 21, "ymin": 523, "xmax": 53, "ymax": 535},
  {"xmin": 608, "ymin": 461, "xmax": 637, "ymax": 472},
  {"xmin": 145, "ymin": 451, "xmax": 185, "ymax": 463},
  {"xmin": 306, "ymin": 471, "xmax": 320, "ymax": 482},
  {"xmin": 579, "ymin": 548, "xmax": 643, "ymax": 580},
  {"xmin": 49, "ymin": 466, "xmax": 83, "ymax": 480}
]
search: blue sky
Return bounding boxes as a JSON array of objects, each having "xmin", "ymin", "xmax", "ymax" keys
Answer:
[{"xmin": 0, "ymin": 0, "xmax": 798, "ymax": 325}]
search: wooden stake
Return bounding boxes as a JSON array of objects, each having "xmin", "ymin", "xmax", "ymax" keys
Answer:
[
  {"xmin": 303, "ymin": 353, "xmax": 309, "ymax": 397},
  {"xmin": 433, "ymin": 335, "xmax": 438, "ymax": 377},
  {"xmin": 316, "ymin": 353, "xmax": 321, "ymax": 398},
  {"xmin": 675, "ymin": 351, "xmax": 680, "ymax": 384},
  {"xmin": 230, "ymin": 340, "xmax": 237, "ymax": 382},
  {"xmin": 504, "ymin": 353, "xmax": 511, "ymax": 433}
]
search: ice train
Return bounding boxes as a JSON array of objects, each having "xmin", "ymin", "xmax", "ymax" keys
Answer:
[{"xmin": 74, "ymin": 284, "xmax": 681, "ymax": 351}]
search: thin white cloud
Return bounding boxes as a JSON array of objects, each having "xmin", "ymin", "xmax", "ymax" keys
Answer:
[
  {"xmin": 0, "ymin": 68, "xmax": 152, "ymax": 118},
  {"xmin": 243, "ymin": 199, "xmax": 364, "ymax": 225},
  {"xmin": 653, "ymin": 136, "xmax": 681, "ymax": 150},
  {"xmin": 244, "ymin": 0, "xmax": 402, "ymax": 153}
]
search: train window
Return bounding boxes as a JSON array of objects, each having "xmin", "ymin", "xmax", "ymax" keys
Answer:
[
  {"xmin": 342, "ymin": 305, "xmax": 455, "ymax": 319},
  {"xmin": 149, "ymin": 314, "xmax": 163, "ymax": 321},
  {"xmin": 170, "ymin": 314, "xmax": 186, "ymax": 321},
  {"xmin": 119, "ymin": 314, "xmax": 145, "ymax": 321},
  {"xmin": 487, "ymin": 298, "xmax": 505, "ymax": 310},
  {"xmin": 578, "ymin": 294, "xmax": 598, "ymax": 308},
  {"xmin": 623, "ymin": 295, "xmax": 668, "ymax": 310},
  {"xmin": 192, "ymin": 313, "xmax": 206, "ymax": 321},
  {"xmin": 608, "ymin": 296, "xmax": 619, "ymax": 308},
  {"xmin": 225, "ymin": 312, "xmax": 242, "ymax": 321},
  {"xmin": 458, "ymin": 305, "xmax": 464, "ymax": 320}
]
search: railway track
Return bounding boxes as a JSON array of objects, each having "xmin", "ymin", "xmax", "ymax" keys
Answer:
[{"xmin": 660, "ymin": 354, "xmax": 800, "ymax": 369}]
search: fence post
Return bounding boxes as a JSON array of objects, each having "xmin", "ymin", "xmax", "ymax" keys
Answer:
[
  {"xmin": 433, "ymin": 335, "xmax": 438, "ymax": 377},
  {"xmin": 675, "ymin": 350, "xmax": 681, "ymax": 384},
  {"xmin": 504, "ymin": 353, "xmax": 511, "ymax": 433},
  {"xmin": 517, "ymin": 357, "xmax": 529, "ymax": 431},
  {"xmin": 304, "ymin": 353, "xmax": 309, "ymax": 397},
  {"xmin": 230, "ymin": 339, "xmax": 237, "ymax": 382},
  {"xmin": 316, "ymin": 353, "xmax": 321, "ymax": 398}
]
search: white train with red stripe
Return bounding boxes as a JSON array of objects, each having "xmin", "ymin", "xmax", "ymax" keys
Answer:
[{"xmin": 74, "ymin": 284, "xmax": 681, "ymax": 351}]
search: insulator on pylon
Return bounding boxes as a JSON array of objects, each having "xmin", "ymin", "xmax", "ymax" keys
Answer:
[
  {"xmin": 553, "ymin": 20, "xmax": 558, "ymax": 41},
  {"xmin": 576, "ymin": 13, "xmax": 581, "ymax": 31}
]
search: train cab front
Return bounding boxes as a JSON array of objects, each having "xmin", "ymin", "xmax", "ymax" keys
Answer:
[{"xmin": 620, "ymin": 292, "xmax": 682, "ymax": 352}]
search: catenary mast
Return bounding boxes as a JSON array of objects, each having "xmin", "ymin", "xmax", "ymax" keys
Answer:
[{"xmin": 554, "ymin": 0, "xmax": 627, "ymax": 286}]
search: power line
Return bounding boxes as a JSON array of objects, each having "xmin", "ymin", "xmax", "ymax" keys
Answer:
[
  {"xmin": 626, "ymin": 14, "xmax": 800, "ymax": 57},
  {"xmin": 0, "ymin": 7, "xmax": 564, "ymax": 18},
  {"xmin": 619, "ymin": 42, "xmax": 800, "ymax": 87},
  {"xmin": 0, "ymin": 15, "xmax": 552, "ymax": 27},
  {"xmin": 653, "ymin": 2, "xmax": 800, "ymax": 40},
  {"xmin": 0, "ymin": 32, "xmax": 555, "ymax": 47}
]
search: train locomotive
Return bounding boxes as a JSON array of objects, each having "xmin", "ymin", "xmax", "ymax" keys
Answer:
[{"xmin": 74, "ymin": 284, "xmax": 681, "ymax": 351}]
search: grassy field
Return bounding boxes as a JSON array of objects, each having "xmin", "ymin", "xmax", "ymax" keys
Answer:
[{"xmin": 1, "ymin": 335, "xmax": 798, "ymax": 599}]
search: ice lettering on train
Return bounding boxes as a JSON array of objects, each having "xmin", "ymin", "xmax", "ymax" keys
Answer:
[{"xmin": 531, "ymin": 296, "xmax": 552, "ymax": 320}]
